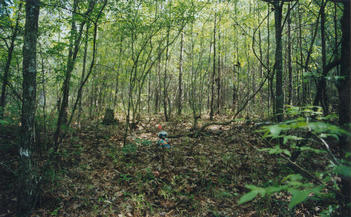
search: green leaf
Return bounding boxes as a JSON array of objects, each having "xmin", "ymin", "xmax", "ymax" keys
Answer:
[
  {"xmin": 267, "ymin": 125, "xmax": 283, "ymax": 137},
  {"xmin": 285, "ymin": 174, "xmax": 303, "ymax": 182},
  {"xmin": 0, "ymin": 119, "xmax": 9, "ymax": 125},
  {"xmin": 288, "ymin": 189, "xmax": 310, "ymax": 209},
  {"xmin": 335, "ymin": 164, "xmax": 351, "ymax": 177},
  {"xmin": 238, "ymin": 190, "xmax": 258, "ymax": 205},
  {"xmin": 283, "ymin": 149, "xmax": 292, "ymax": 157},
  {"xmin": 299, "ymin": 146, "xmax": 326, "ymax": 154},
  {"xmin": 283, "ymin": 135, "xmax": 302, "ymax": 144}
]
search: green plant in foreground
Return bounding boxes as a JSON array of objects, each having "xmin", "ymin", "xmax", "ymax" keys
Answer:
[{"xmin": 239, "ymin": 106, "xmax": 351, "ymax": 215}]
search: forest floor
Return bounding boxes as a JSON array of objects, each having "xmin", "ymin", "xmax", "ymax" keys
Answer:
[{"xmin": 1, "ymin": 115, "xmax": 322, "ymax": 217}]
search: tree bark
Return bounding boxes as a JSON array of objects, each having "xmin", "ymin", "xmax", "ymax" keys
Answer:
[
  {"xmin": 273, "ymin": 1, "xmax": 284, "ymax": 122},
  {"xmin": 287, "ymin": 2, "xmax": 292, "ymax": 105},
  {"xmin": 298, "ymin": 1, "xmax": 305, "ymax": 106},
  {"xmin": 177, "ymin": 31, "xmax": 184, "ymax": 115},
  {"xmin": 163, "ymin": 21, "xmax": 171, "ymax": 122},
  {"xmin": 217, "ymin": 20, "xmax": 221, "ymax": 114},
  {"xmin": 338, "ymin": 1, "xmax": 351, "ymax": 216},
  {"xmin": 210, "ymin": 12, "xmax": 217, "ymax": 121},
  {"xmin": 313, "ymin": 0, "xmax": 329, "ymax": 114},
  {"xmin": 77, "ymin": 22, "xmax": 90, "ymax": 127},
  {"xmin": 17, "ymin": 0, "xmax": 40, "ymax": 215}
]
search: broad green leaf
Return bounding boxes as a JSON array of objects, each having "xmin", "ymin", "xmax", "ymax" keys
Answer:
[
  {"xmin": 283, "ymin": 149, "xmax": 291, "ymax": 157},
  {"xmin": 288, "ymin": 189, "xmax": 310, "ymax": 209},
  {"xmin": 238, "ymin": 190, "xmax": 258, "ymax": 205},
  {"xmin": 267, "ymin": 125, "xmax": 282, "ymax": 137}
]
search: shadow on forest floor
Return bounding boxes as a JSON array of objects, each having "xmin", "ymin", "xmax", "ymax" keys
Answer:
[{"xmin": 1, "ymin": 116, "xmax": 321, "ymax": 216}]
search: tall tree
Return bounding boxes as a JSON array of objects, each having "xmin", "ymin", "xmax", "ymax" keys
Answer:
[
  {"xmin": 210, "ymin": 11, "xmax": 217, "ymax": 121},
  {"xmin": 273, "ymin": 0, "xmax": 284, "ymax": 122},
  {"xmin": 287, "ymin": 2, "xmax": 292, "ymax": 105},
  {"xmin": 313, "ymin": 0, "xmax": 329, "ymax": 114},
  {"xmin": 17, "ymin": 0, "xmax": 40, "ymax": 215},
  {"xmin": 263, "ymin": 0, "xmax": 290, "ymax": 122},
  {"xmin": 177, "ymin": 31, "xmax": 184, "ymax": 115},
  {"xmin": 337, "ymin": 0, "xmax": 351, "ymax": 215},
  {"xmin": 54, "ymin": 0, "xmax": 95, "ymax": 148}
]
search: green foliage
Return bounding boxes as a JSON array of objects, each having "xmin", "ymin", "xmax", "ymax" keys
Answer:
[
  {"xmin": 135, "ymin": 138, "xmax": 152, "ymax": 146},
  {"xmin": 122, "ymin": 143, "xmax": 137, "ymax": 155},
  {"xmin": 259, "ymin": 145, "xmax": 291, "ymax": 157},
  {"xmin": 239, "ymin": 174, "xmax": 322, "ymax": 209},
  {"xmin": 119, "ymin": 173, "xmax": 133, "ymax": 183},
  {"xmin": 0, "ymin": 119, "xmax": 9, "ymax": 125},
  {"xmin": 334, "ymin": 164, "xmax": 351, "ymax": 177},
  {"xmin": 240, "ymin": 106, "xmax": 351, "ymax": 214}
]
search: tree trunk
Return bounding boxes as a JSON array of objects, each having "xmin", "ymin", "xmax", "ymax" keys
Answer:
[
  {"xmin": 54, "ymin": 0, "xmax": 95, "ymax": 148},
  {"xmin": 267, "ymin": 5, "xmax": 273, "ymax": 116},
  {"xmin": 163, "ymin": 24, "xmax": 170, "ymax": 122},
  {"xmin": 287, "ymin": 2, "xmax": 293, "ymax": 106},
  {"xmin": 68, "ymin": 0, "xmax": 107, "ymax": 128},
  {"xmin": 155, "ymin": 57, "xmax": 161, "ymax": 114},
  {"xmin": 297, "ymin": 2, "xmax": 307, "ymax": 106},
  {"xmin": 210, "ymin": 12, "xmax": 217, "ymax": 121},
  {"xmin": 274, "ymin": 1, "xmax": 284, "ymax": 122},
  {"xmin": 217, "ymin": 21, "xmax": 221, "ymax": 114},
  {"xmin": 114, "ymin": 36, "xmax": 123, "ymax": 109},
  {"xmin": 313, "ymin": 0, "xmax": 329, "ymax": 114},
  {"xmin": 39, "ymin": 49, "xmax": 47, "ymax": 141},
  {"xmin": 77, "ymin": 22, "xmax": 90, "ymax": 126},
  {"xmin": 177, "ymin": 31, "xmax": 184, "ymax": 115},
  {"xmin": 338, "ymin": 1, "xmax": 351, "ymax": 216},
  {"xmin": 17, "ymin": 0, "xmax": 40, "ymax": 215}
]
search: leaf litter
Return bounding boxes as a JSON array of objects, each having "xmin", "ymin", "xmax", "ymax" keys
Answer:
[{"xmin": 27, "ymin": 116, "xmax": 322, "ymax": 217}]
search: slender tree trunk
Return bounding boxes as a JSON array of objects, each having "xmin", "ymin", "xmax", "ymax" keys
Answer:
[
  {"xmin": 114, "ymin": 36, "xmax": 123, "ymax": 109},
  {"xmin": 210, "ymin": 12, "xmax": 217, "ymax": 121},
  {"xmin": 163, "ymin": 25, "xmax": 170, "ymax": 121},
  {"xmin": 54, "ymin": 0, "xmax": 95, "ymax": 148},
  {"xmin": 217, "ymin": 22, "xmax": 221, "ymax": 114},
  {"xmin": 298, "ymin": 2, "xmax": 306, "ymax": 105},
  {"xmin": 0, "ymin": 2, "xmax": 22, "ymax": 119},
  {"xmin": 273, "ymin": 1, "xmax": 284, "ymax": 122},
  {"xmin": 39, "ymin": 50, "xmax": 47, "ymax": 140},
  {"xmin": 155, "ymin": 57, "xmax": 161, "ymax": 114},
  {"xmin": 177, "ymin": 31, "xmax": 184, "ymax": 115},
  {"xmin": 68, "ymin": 1, "xmax": 107, "ymax": 127},
  {"xmin": 267, "ymin": 6, "xmax": 273, "ymax": 116},
  {"xmin": 17, "ymin": 0, "xmax": 40, "ymax": 215},
  {"xmin": 54, "ymin": 0, "xmax": 78, "ymax": 147},
  {"xmin": 287, "ymin": 2, "xmax": 293, "ymax": 105},
  {"xmin": 147, "ymin": 73, "xmax": 151, "ymax": 113},
  {"xmin": 314, "ymin": 0, "xmax": 329, "ymax": 114},
  {"xmin": 77, "ymin": 22, "xmax": 90, "ymax": 126}
]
